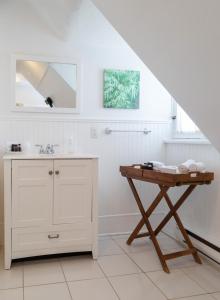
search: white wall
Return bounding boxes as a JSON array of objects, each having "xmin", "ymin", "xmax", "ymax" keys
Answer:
[
  {"xmin": 92, "ymin": 0, "xmax": 220, "ymax": 152},
  {"xmin": 0, "ymin": 0, "xmax": 171, "ymax": 121},
  {"xmin": 92, "ymin": 0, "xmax": 220, "ymax": 259},
  {"xmin": 0, "ymin": 0, "xmax": 171, "ymax": 242},
  {"xmin": 165, "ymin": 142, "xmax": 220, "ymax": 261}
]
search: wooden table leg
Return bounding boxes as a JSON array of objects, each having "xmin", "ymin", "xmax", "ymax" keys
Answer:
[
  {"xmin": 127, "ymin": 178, "xmax": 170, "ymax": 273},
  {"xmin": 154, "ymin": 185, "xmax": 196, "ymax": 236},
  {"xmin": 127, "ymin": 185, "xmax": 169, "ymax": 245},
  {"xmin": 159, "ymin": 185, "xmax": 202, "ymax": 264}
]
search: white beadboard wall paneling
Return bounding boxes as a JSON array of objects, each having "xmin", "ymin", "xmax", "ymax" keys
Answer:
[
  {"xmin": 99, "ymin": 212, "xmax": 165, "ymax": 236},
  {"xmin": 76, "ymin": 121, "xmax": 170, "ymax": 217},
  {"xmin": 0, "ymin": 119, "xmax": 170, "ymax": 244},
  {"xmin": 164, "ymin": 143, "xmax": 220, "ymax": 252}
]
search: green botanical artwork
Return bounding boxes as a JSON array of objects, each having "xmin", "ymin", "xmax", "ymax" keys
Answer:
[{"xmin": 103, "ymin": 69, "xmax": 140, "ymax": 109}]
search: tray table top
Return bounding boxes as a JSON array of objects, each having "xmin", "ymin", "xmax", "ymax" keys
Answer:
[{"xmin": 120, "ymin": 166, "xmax": 214, "ymax": 187}]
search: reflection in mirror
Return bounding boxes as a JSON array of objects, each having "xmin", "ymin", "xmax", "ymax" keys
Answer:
[{"xmin": 16, "ymin": 60, "xmax": 77, "ymax": 109}]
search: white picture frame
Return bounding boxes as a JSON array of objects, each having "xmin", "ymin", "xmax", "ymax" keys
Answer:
[{"xmin": 11, "ymin": 54, "xmax": 82, "ymax": 114}]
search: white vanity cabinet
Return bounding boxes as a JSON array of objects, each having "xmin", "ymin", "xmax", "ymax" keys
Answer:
[{"xmin": 4, "ymin": 154, "xmax": 98, "ymax": 269}]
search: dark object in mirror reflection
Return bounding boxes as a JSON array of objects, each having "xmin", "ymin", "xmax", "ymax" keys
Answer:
[{"xmin": 45, "ymin": 97, "xmax": 54, "ymax": 108}]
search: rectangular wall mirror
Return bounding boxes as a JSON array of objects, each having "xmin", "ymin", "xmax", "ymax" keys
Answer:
[{"xmin": 12, "ymin": 55, "xmax": 81, "ymax": 113}]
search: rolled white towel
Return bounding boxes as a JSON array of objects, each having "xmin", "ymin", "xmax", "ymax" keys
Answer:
[
  {"xmin": 149, "ymin": 161, "xmax": 164, "ymax": 170},
  {"xmin": 159, "ymin": 165, "xmax": 178, "ymax": 174},
  {"xmin": 189, "ymin": 162, "xmax": 206, "ymax": 172},
  {"xmin": 188, "ymin": 162, "xmax": 198, "ymax": 172},
  {"xmin": 178, "ymin": 159, "xmax": 195, "ymax": 174}
]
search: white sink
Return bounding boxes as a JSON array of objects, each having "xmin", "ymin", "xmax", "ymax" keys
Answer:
[{"xmin": 3, "ymin": 153, "xmax": 99, "ymax": 160}]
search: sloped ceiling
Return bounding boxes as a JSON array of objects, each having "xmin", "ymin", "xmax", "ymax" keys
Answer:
[
  {"xmin": 92, "ymin": 0, "xmax": 220, "ymax": 151},
  {"xmin": 26, "ymin": 0, "xmax": 82, "ymax": 39}
]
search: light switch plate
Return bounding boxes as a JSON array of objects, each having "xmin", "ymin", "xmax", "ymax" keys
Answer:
[{"xmin": 90, "ymin": 127, "xmax": 98, "ymax": 139}]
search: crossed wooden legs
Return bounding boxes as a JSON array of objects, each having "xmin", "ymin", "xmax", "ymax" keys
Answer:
[{"xmin": 126, "ymin": 178, "xmax": 202, "ymax": 273}]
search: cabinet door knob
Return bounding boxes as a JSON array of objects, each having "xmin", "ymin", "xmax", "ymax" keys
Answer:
[
  {"xmin": 55, "ymin": 170, "xmax": 60, "ymax": 175},
  {"xmin": 48, "ymin": 234, "xmax": 59, "ymax": 239},
  {"xmin": 48, "ymin": 170, "xmax": 53, "ymax": 176}
]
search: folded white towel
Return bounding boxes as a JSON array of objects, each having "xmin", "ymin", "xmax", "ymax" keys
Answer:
[
  {"xmin": 178, "ymin": 159, "xmax": 195, "ymax": 174},
  {"xmin": 159, "ymin": 165, "xmax": 178, "ymax": 174},
  {"xmin": 188, "ymin": 162, "xmax": 206, "ymax": 172},
  {"xmin": 149, "ymin": 161, "xmax": 164, "ymax": 170},
  {"xmin": 178, "ymin": 160, "xmax": 206, "ymax": 173},
  {"xmin": 188, "ymin": 163, "xmax": 198, "ymax": 172}
]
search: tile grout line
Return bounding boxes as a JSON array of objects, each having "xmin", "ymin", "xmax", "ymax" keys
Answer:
[
  {"xmin": 122, "ymin": 252, "xmax": 169, "ymax": 300},
  {"xmin": 108, "ymin": 235, "xmax": 156, "ymax": 279},
  {"xmin": 144, "ymin": 267, "xmax": 211, "ymax": 300},
  {"xmin": 58, "ymin": 258, "xmax": 74, "ymax": 300},
  {"xmin": 0, "ymin": 287, "xmax": 24, "ymax": 292},
  {"xmin": 5, "ymin": 238, "xmax": 220, "ymax": 299},
  {"xmin": 181, "ymin": 265, "xmax": 217, "ymax": 295},
  {"xmin": 22, "ymin": 280, "xmax": 67, "ymax": 289},
  {"xmin": 20, "ymin": 260, "xmax": 217, "ymax": 300},
  {"xmin": 112, "ymin": 235, "xmax": 148, "ymax": 273},
  {"xmin": 96, "ymin": 250, "xmax": 121, "ymax": 300},
  {"xmin": 145, "ymin": 266, "xmax": 217, "ymax": 300},
  {"xmin": 209, "ymin": 292, "xmax": 220, "ymax": 300},
  {"xmin": 112, "ymin": 234, "xmax": 218, "ymax": 272},
  {"xmin": 96, "ymin": 265, "xmax": 121, "ymax": 300},
  {"xmin": 112, "ymin": 235, "xmax": 170, "ymax": 299},
  {"xmin": 170, "ymin": 291, "xmax": 216, "ymax": 300}
]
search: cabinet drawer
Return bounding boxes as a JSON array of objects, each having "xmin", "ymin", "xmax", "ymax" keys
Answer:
[{"xmin": 12, "ymin": 223, "xmax": 92, "ymax": 252}]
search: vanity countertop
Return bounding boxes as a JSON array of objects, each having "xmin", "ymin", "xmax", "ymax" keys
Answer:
[{"xmin": 3, "ymin": 153, "xmax": 99, "ymax": 160}]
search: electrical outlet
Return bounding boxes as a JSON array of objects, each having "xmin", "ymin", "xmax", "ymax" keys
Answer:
[{"xmin": 90, "ymin": 127, "xmax": 98, "ymax": 139}]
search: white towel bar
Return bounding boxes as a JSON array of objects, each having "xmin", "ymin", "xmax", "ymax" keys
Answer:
[{"xmin": 105, "ymin": 128, "xmax": 151, "ymax": 135}]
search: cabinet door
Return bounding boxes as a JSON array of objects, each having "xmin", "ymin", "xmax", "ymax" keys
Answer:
[
  {"xmin": 53, "ymin": 160, "xmax": 92, "ymax": 225},
  {"xmin": 12, "ymin": 160, "xmax": 53, "ymax": 228}
]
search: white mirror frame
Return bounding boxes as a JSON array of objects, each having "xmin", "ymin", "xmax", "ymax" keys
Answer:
[{"xmin": 11, "ymin": 54, "xmax": 82, "ymax": 114}]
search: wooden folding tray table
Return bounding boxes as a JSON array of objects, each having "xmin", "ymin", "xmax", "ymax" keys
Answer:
[{"xmin": 120, "ymin": 165, "xmax": 214, "ymax": 273}]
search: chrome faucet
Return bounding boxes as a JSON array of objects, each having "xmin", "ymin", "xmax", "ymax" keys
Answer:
[
  {"xmin": 45, "ymin": 144, "xmax": 52, "ymax": 154},
  {"xmin": 35, "ymin": 144, "xmax": 59, "ymax": 154},
  {"xmin": 45, "ymin": 144, "xmax": 59, "ymax": 154}
]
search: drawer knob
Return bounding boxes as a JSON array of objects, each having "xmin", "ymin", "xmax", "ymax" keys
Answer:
[
  {"xmin": 48, "ymin": 234, "xmax": 60, "ymax": 239},
  {"xmin": 48, "ymin": 170, "xmax": 53, "ymax": 176},
  {"xmin": 55, "ymin": 170, "xmax": 60, "ymax": 175}
]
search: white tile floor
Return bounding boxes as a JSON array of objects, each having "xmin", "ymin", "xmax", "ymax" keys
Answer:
[{"xmin": 0, "ymin": 233, "xmax": 219, "ymax": 300}]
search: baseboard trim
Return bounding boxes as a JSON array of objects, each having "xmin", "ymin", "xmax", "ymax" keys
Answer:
[
  {"xmin": 165, "ymin": 225, "xmax": 220, "ymax": 264},
  {"xmin": 186, "ymin": 229, "xmax": 220, "ymax": 253},
  {"xmin": 98, "ymin": 212, "xmax": 165, "ymax": 236}
]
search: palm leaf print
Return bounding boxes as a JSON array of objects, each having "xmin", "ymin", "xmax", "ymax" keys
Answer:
[{"xmin": 103, "ymin": 69, "xmax": 140, "ymax": 109}]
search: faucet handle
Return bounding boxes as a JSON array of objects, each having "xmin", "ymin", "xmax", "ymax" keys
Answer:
[
  {"xmin": 35, "ymin": 144, "xmax": 44, "ymax": 154},
  {"xmin": 50, "ymin": 144, "xmax": 59, "ymax": 154},
  {"xmin": 46, "ymin": 144, "xmax": 51, "ymax": 149}
]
